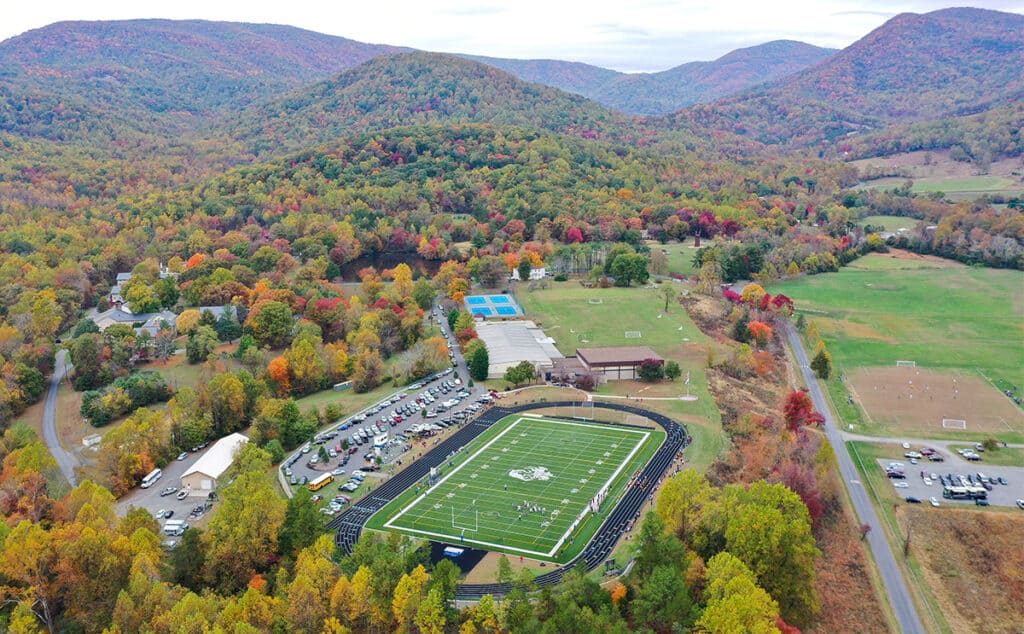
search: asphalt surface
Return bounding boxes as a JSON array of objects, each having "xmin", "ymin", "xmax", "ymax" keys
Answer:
[
  {"xmin": 43, "ymin": 349, "xmax": 79, "ymax": 486},
  {"xmin": 786, "ymin": 324, "xmax": 926, "ymax": 634},
  {"xmin": 281, "ymin": 305, "xmax": 487, "ymax": 497}
]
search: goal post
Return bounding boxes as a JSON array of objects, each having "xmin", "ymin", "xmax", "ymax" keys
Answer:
[
  {"xmin": 896, "ymin": 360, "xmax": 917, "ymax": 367},
  {"xmin": 941, "ymin": 418, "xmax": 967, "ymax": 430},
  {"xmin": 451, "ymin": 506, "xmax": 480, "ymax": 533}
]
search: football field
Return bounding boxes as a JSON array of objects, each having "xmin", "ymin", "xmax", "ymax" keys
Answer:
[{"xmin": 377, "ymin": 414, "xmax": 660, "ymax": 560}]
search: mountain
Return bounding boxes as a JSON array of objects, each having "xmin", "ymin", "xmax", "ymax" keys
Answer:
[
  {"xmin": 0, "ymin": 19, "xmax": 407, "ymax": 143},
  {"xmin": 464, "ymin": 41, "xmax": 835, "ymax": 115},
  {"xmin": 670, "ymin": 8, "xmax": 1024, "ymax": 150},
  {"xmin": 222, "ymin": 52, "xmax": 640, "ymax": 156}
]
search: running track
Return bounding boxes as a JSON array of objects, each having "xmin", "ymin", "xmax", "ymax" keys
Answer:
[{"xmin": 329, "ymin": 401, "xmax": 689, "ymax": 598}]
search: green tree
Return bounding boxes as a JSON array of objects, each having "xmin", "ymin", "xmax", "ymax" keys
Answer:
[
  {"xmin": 466, "ymin": 340, "xmax": 490, "ymax": 382},
  {"xmin": 810, "ymin": 342, "xmax": 832, "ymax": 379},
  {"xmin": 186, "ymin": 325, "xmax": 218, "ymax": 364},
  {"xmin": 503, "ymin": 361, "xmax": 535, "ymax": 388},
  {"xmin": 168, "ymin": 527, "xmax": 207, "ymax": 591},
  {"xmin": 247, "ymin": 301, "xmax": 293, "ymax": 349},
  {"xmin": 664, "ymin": 360, "xmax": 682, "ymax": 381},
  {"xmin": 632, "ymin": 564, "xmax": 696, "ymax": 631},
  {"xmin": 214, "ymin": 309, "xmax": 243, "ymax": 342},
  {"xmin": 414, "ymin": 586, "xmax": 447, "ymax": 634},
  {"xmin": 632, "ymin": 511, "xmax": 686, "ymax": 583},
  {"xmin": 71, "ymin": 318, "xmax": 100, "ymax": 339},
  {"xmin": 516, "ymin": 257, "xmax": 533, "ymax": 282},
  {"xmin": 279, "ymin": 488, "xmax": 324, "ymax": 557},
  {"xmin": 412, "ymin": 278, "xmax": 438, "ymax": 310}
]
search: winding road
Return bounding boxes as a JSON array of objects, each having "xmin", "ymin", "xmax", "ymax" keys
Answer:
[
  {"xmin": 43, "ymin": 350, "xmax": 79, "ymax": 486},
  {"xmin": 786, "ymin": 325, "xmax": 925, "ymax": 634}
]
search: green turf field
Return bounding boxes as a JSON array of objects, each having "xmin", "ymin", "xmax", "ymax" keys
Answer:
[
  {"xmin": 374, "ymin": 414, "xmax": 661, "ymax": 560},
  {"xmin": 771, "ymin": 254, "xmax": 1024, "ymax": 400}
]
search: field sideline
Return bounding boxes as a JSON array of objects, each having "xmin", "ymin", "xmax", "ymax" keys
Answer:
[{"xmin": 370, "ymin": 413, "xmax": 663, "ymax": 561}]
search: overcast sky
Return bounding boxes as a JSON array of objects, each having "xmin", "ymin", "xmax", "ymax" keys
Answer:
[{"xmin": 4, "ymin": 0, "xmax": 1023, "ymax": 72}]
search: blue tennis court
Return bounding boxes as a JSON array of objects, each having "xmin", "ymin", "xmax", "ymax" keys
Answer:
[{"xmin": 464, "ymin": 294, "xmax": 524, "ymax": 318}]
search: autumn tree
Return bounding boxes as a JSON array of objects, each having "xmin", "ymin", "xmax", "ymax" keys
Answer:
[
  {"xmin": 747, "ymin": 321, "xmax": 773, "ymax": 348},
  {"xmin": 636, "ymin": 358, "xmax": 665, "ymax": 382},
  {"xmin": 392, "ymin": 565, "xmax": 430, "ymax": 633},
  {"xmin": 351, "ymin": 349, "xmax": 385, "ymax": 393},
  {"xmin": 285, "ymin": 338, "xmax": 327, "ymax": 395},
  {"xmin": 202, "ymin": 445, "xmax": 285, "ymax": 593},
  {"xmin": 782, "ymin": 390, "xmax": 824, "ymax": 431},
  {"xmin": 696, "ymin": 552, "xmax": 781, "ymax": 634}
]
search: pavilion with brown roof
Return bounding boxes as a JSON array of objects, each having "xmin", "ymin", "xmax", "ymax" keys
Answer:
[{"xmin": 575, "ymin": 346, "xmax": 663, "ymax": 380}]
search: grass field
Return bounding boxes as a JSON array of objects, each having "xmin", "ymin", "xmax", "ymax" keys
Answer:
[
  {"xmin": 771, "ymin": 254, "xmax": 1024, "ymax": 401},
  {"xmin": 653, "ymin": 240, "xmax": 700, "ymax": 277},
  {"xmin": 370, "ymin": 413, "xmax": 662, "ymax": 561},
  {"xmin": 860, "ymin": 215, "xmax": 919, "ymax": 230}
]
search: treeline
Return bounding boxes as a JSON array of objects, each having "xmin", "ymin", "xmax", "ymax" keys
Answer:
[
  {"xmin": 846, "ymin": 189, "xmax": 1024, "ymax": 268},
  {"xmin": 0, "ymin": 418, "xmax": 821, "ymax": 633}
]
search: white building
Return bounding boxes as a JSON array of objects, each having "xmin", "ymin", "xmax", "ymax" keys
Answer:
[
  {"xmin": 180, "ymin": 433, "xmax": 249, "ymax": 496},
  {"xmin": 474, "ymin": 320, "xmax": 562, "ymax": 379},
  {"xmin": 510, "ymin": 266, "xmax": 546, "ymax": 281}
]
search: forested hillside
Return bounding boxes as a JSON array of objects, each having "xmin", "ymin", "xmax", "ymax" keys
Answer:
[
  {"xmin": 221, "ymin": 52, "xmax": 643, "ymax": 156},
  {"xmin": 0, "ymin": 20, "xmax": 406, "ymax": 144},
  {"xmin": 467, "ymin": 41, "xmax": 835, "ymax": 115},
  {"xmin": 671, "ymin": 8, "xmax": 1024, "ymax": 149}
]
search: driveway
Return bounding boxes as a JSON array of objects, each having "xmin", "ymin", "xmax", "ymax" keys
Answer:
[
  {"xmin": 43, "ymin": 350, "xmax": 79, "ymax": 485},
  {"xmin": 786, "ymin": 325, "xmax": 926, "ymax": 634}
]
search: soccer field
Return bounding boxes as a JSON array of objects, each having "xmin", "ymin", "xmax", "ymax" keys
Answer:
[{"xmin": 375, "ymin": 414, "xmax": 660, "ymax": 560}]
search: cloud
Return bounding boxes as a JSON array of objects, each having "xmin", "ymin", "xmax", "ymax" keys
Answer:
[
  {"xmin": 442, "ymin": 5, "xmax": 506, "ymax": 17},
  {"xmin": 831, "ymin": 10, "xmax": 895, "ymax": 18}
]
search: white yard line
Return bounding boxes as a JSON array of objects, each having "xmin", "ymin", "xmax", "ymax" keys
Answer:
[{"xmin": 384, "ymin": 416, "xmax": 649, "ymax": 557}]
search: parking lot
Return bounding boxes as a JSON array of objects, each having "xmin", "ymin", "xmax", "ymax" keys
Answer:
[
  {"xmin": 114, "ymin": 448, "xmax": 218, "ymax": 537},
  {"xmin": 877, "ymin": 447, "xmax": 1024, "ymax": 508},
  {"xmin": 280, "ymin": 305, "xmax": 491, "ymax": 509}
]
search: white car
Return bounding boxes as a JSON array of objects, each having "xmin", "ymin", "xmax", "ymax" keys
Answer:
[
  {"xmin": 923, "ymin": 478, "xmax": 932, "ymax": 486},
  {"xmin": 155, "ymin": 509, "xmax": 167, "ymax": 519},
  {"xmin": 929, "ymin": 497, "xmax": 940, "ymax": 507},
  {"xmin": 893, "ymin": 482, "xmax": 909, "ymax": 488},
  {"xmin": 332, "ymin": 468, "xmax": 346, "ymax": 476}
]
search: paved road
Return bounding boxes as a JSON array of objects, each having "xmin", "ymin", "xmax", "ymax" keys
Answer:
[
  {"xmin": 786, "ymin": 325, "xmax": 925, "ymax": 634},
  {"xmin": 43, "ymin": 350, "xmax": 79, "ymax": 486}
]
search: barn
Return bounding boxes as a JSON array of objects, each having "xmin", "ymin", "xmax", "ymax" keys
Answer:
[{"xmin": 180, "ymin": 433, "xmax": 249, "ymax": 496}]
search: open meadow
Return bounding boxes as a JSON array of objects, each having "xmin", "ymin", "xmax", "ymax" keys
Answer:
[{"xmin": 771, "ymin": 254, "xmax": 1024, "ymax": 411}]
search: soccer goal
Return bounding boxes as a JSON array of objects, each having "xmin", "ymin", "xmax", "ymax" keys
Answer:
[
  {"xmin": 451, "ymin": 506, "xmax": 480, "ymax": 533},
  {"xmin": 941, "ymin": 418, "xmax": 967, "ymax": 430},
  {"xmin": 577, "ymin": 332, "xmax": 593, "ymax": 343},
  {"xmin": 624, "ymin": 331, "xmax": 642, "ymax": 339},
  {"xmin": 588, "ymin": 298, "xmax": 604, "ymax": 305},
  {"xmin": 896, "ymin": 360, "xmax": 917, "ymax": 368}
]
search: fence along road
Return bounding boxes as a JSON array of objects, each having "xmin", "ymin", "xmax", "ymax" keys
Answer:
[
  {"xmin": 329, "ymin": 401, "xmax": 688, "ymax": 598},
  {"xmin": 785, "ymin": 324, "xmax": 926, "ymax": 634}
]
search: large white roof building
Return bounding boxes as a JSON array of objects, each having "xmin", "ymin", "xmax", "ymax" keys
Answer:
[
  {"xmin": 180, "ymin": 433, "xmax": 249, "ymax": 495},
  {"xmin": 474, "ymin": 320, "xmax": 563, "ymax": 379}
]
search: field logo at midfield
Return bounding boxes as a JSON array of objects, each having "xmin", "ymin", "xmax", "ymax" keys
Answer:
[{"xmin": 509, "ymin": 466, "xmax": 553, "ymax": 481}]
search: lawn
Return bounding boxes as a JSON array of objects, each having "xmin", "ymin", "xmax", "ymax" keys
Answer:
[
  {"xmin": 653, "ymin": 240, "xmax": 700, "ymax": 277},
  {"xmin": 859, "ymin": 215, "xmax": 919, "ymax": 231},
  {"xmin": 368, "ymin": 413, "xmax": 663, "ymax": 562},
  {"xmin": 771, "ymin": 255, "xmax": 1024, "ymax": 399}
]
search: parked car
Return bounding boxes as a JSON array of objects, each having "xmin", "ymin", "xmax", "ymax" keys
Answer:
[
  {"xmin": 177, "ymin": 452, "xmax": 189, "ymax": 461},
  {"xmin": 975, "ymin": 498, "xmax": 990, "ymax": 506},
  {"xmin": 160, "ymin": 486, "xmax": 178, "ymax": 497},
  {"xmin": 905, "ymin": 497, "xmax": 922, "ymax": 504},
  {"xmin": 929, "ymin": 497, "xmax": 940, "ymax": 507},
  {"xmin": 1016, "ymin": 500, "xmax": 1024, "ymax": 510},
  {"xmin": 893, "ymin": 482, "xmax": 910, "ymax": 488},
  {"xmin": 176, "ymin": 489, "xmax": 189, "ymax": 500}
]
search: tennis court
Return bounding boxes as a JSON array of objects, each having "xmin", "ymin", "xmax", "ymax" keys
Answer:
[{"xmin": 465, "ymin": 294, "xmax": 524, "ymax": 318}]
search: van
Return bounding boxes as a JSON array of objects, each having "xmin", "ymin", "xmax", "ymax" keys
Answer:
[{"xmin": 140, "ymin": 468, "xmax": 163, "ymax": 489}]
